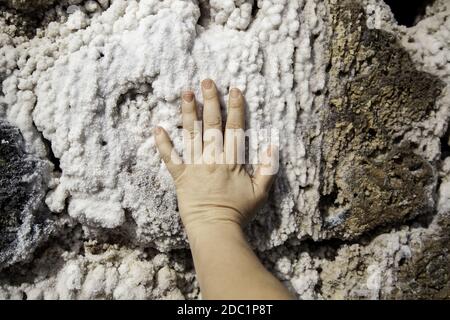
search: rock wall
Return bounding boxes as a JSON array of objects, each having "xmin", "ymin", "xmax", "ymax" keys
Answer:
[
  {"xmin": 0, "ymin": 119, "xmax": 54, "ymax": 269},
  {"xmin": 0, "ymin": 0, "xmax": 449, "ymax": 299}
]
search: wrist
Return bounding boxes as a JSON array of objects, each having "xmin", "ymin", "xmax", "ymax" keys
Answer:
[
  {"xmin": 185, "ymin": 218, "xmax": 241, "ymax": 233},
  {"xmin": 181, "ymin": 208, "xmax": 245, "ymax": 233},
  {"xmin": 183, "ymin": 215, "xmax": 246, "ymax": 248}
]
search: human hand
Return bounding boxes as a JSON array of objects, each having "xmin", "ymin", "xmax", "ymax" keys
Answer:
[
  {"xmin": 153, "ymin": 80, "xmax": 292, "ymax": 300},
  {"xmin": 154, "ymin": 79, "xmax": 278, "ymax": 232}
]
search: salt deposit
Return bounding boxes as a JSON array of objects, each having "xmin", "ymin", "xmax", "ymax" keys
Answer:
[{"xmin": 0, "ymin": 0, "xmax": 449, "ymax": 299}]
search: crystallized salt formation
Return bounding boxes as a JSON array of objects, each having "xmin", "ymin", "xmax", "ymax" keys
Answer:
[{"xmin": 0, "ymin": 0, "xmax": 450, "ymax": 299}]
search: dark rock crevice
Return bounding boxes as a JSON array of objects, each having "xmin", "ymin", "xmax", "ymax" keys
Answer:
[
  {"xmin": 383, "ymin": 0, "xmax": 436, "ymax": 27},
  {"xmin": 440, "ymin": 124, "xmax": 450, "ymax": 160},
  {"xmin": 197, "ymin": 0, "xmax": 211, "ymax": 28},
  {"xmin": 35, "ymin": 123, "xmax": 61, "ymax": 173}
]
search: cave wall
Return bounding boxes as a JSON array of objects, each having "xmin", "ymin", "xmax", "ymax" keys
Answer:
[{"xmin": 0, "ymin": 0, "xmax": 449, "ymax": 299}]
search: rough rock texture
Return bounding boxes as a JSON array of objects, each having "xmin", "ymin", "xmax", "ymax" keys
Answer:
[
  {"xmin": 321, "ymin": 0, "xmax": 443, "ymax": 239},
  {"xmin": 1, "ymin": 0, "xmax": 56, "ymax": 12},
  {"xmin": 0, "ymin": 0, "xmax": 449, "ymax": 299},
  {"xmin": 0, "ymin": 119, "xmax": 54, "ymax": 270}
]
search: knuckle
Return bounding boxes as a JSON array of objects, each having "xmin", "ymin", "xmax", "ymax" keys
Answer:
[
  {"xmin": 229, "ymin": 99, "xmax": 243, "ymax": 109},
  {"xmin": 226, "ymin": 122, "xmax": 241, "ymax": 129},
  {"xmin": 186, "ymin": 128, "xmax": 198, "ymax": 139},
  {"xmin": 205, "ymin": 116, "xmax": 221, "ymax": 126},
  {"xmin": 161, "ymin": 153, "xmax": 172, "ymax": 164},
  {"xmin": 182, "ymin": 104, "xmax": 195, "ymax": 113},
  {"xmin": 203, "ymin": 91, "xmax": 217, "ymax": 100}
]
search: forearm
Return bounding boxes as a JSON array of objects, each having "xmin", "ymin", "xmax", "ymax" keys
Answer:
[{"xmin": 185, "ymin": 218, "xmax": 294, "ymax": 300}]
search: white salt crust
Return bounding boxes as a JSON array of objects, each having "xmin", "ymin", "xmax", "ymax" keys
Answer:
[{"xmin": 2, "ymin": 0, "xmax": 325, "ymax": 251}]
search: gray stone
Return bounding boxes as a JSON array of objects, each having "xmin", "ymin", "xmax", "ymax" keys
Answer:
[{"xmin": 0, "ymin": 119, "xmax": 54, "ymax": 270}]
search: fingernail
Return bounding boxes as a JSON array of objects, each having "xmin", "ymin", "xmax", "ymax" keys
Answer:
[
  {"xmin": 182, "ymin": 91, "xmax": 194, "ymax": 102},
  {"xmin": 154, "ymin": 127, "xmax": 162, "ymax": 135},
  {"xmin": 230, "ymin": 88, "xmax": 240, "ymax": 98},
  {"xmin": 202, "ymin": 79, "xmax": 213, "ymax": 89}
]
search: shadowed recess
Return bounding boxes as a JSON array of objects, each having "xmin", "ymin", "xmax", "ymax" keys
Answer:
[{"xmin": 383, "ymin": 0, "xmax": 436, "ymax": 27}]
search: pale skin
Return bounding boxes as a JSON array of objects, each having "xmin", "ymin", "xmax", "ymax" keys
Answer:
[{"xmin": 154, "ymin": 79, "xmax": 294, "ymax": 300}]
